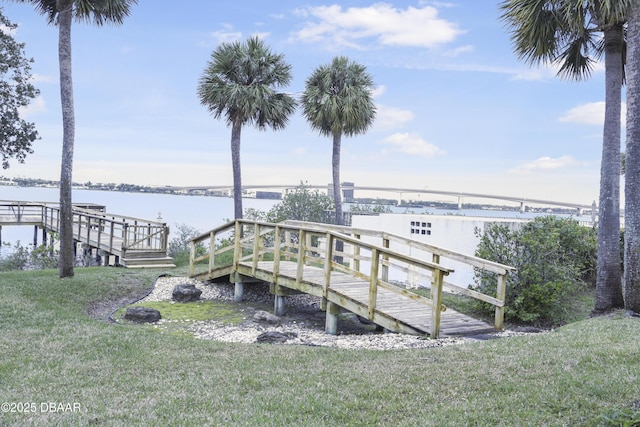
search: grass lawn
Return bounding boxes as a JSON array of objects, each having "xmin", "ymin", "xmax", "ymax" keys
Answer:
[{"xmin": 1, "ymin": 267, "xmax": 639, "ymax": 426}]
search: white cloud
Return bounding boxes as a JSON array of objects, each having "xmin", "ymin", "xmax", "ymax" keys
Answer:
[
  {"xmin": 381, "ymin": 132, "xmax": 445, "ymax": 158},
  {"xmin": 209, "ymin": 24, "xmax": 243, "ymax": 44},
  {"xmin": 559, "ymin": 102, "xmax": 626, "ymax": 126},
  {"xmin": 19, "ymin": 96, "xmax": 46, "ymax": 117},
  {"xmin": 374, "ymin": 105, "xmax": 415, "ymax": 130},
  {"xmin": 509, "ymin": 156, "xmax": 582, "ymax": 174},
  {"xmin": 371, "ymin": 85, "xmax": 386, "ymax": 98},
  {"xmin": 32, "ymin": 73, "xmax": 53, "ymax": 84},
  {"xmin": 291, "ymin": 4, "xmax": 463, "ymax": 49},
  {"xmin": 559, "ymin": 102, "xmax": 605, "ymax": 125},
  {"xmin": 443, "ymin": 44, "xmax": 473, "ymax": 57}
]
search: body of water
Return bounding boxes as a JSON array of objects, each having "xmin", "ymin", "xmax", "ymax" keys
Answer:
[{"xmin": 1, "ymin": 185, "xmax": 584, "ymax": 253}]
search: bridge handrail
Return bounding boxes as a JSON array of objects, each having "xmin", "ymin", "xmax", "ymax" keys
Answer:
[
  {"xmin": 189, "ymin": 219, "xmax": 454, "ymax": 337},
  {"xmin": 283, "ymin": 220, "xmax": 516, "ymax": 274},
  {"xmin": 188, "ymin": 219, "xmax": 512, "ymax": 337},
  {"xmin": 282, "ymin": 220, "xmax": 512, "ymax": 330}
]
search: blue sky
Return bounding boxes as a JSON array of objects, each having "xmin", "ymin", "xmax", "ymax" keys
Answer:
[{"xmin": 1, "ymin": 1, "xmax": 616, "ymax": 205}]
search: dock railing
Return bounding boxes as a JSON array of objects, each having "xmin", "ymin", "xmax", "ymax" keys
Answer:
[
  {"xmin": 0, "ymin": 201, "xmax": 47, "ymax": 225},
  {"xmin": 56, "ymin": 207, "xmax": 169, "ymax": 253},
  {"xmin": 189, "ymin": 219, "xmax": 513, "ymax": 336},
  {"xmin": 0, "ymin": 201, "xmax": 169, "ymax": 255}
]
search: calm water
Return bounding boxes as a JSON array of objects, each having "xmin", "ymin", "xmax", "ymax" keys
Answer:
[{"xmin": 1, "ymin": 185, "xmax": 579, "ymax": 252}]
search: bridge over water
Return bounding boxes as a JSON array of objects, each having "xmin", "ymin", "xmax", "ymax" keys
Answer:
[{"xmin": 167, "ymin": 184, "xmax": 595, "ymax": 215}]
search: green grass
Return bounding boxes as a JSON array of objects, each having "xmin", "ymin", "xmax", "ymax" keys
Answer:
[{"xmin": 1, "ymin": 268, "xmax": 639, "ymax": 426}]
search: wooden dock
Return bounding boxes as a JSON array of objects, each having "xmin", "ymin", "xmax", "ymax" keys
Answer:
[
  {"xmin": 0, "ymin": 201, "xmax": 174, "ymax": 268},
  {"xmin": 189, "ymin": 220, "xmax": 515, "ymax": 339}
]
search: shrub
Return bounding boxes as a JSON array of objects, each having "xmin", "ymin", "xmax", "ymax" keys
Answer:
[
  {"xmin": 472, "ymin": 216, "xmax": 596, "ymax": 326},
  {"xmin": 244, "ymin": 182, "xmax": 334, "ymax": 224},
  {"xmin": 0, "ymin": 240, "xmax": 59, "ymax": 271},
  {"xmin": 168, "ymin": 224, "xmax": 205, "ymax": 267}
]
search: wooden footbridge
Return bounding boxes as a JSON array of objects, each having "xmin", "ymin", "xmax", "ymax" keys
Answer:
[
  {"xmin": 188, "ymin": 219, "xmax": 515, "ymax": 339},
  {"xmin": 0, "ymin": 201, "xmax": 174, "ymax": 268}
]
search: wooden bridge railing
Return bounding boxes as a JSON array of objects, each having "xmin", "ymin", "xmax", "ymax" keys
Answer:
[
  {"xmin": 283, "ymin": 220, "xmax": 516, "ymax": 331},
  {"xmin": 189, "ymin": 219, "xmax": 460, "ymax": 337},
  {"xmin": 189, "ymin": 219, "xmax": 515, "ymax": 333},
  {"xmin": 0, "ymin": 201, "xmax": 169, "ymax": 255}
]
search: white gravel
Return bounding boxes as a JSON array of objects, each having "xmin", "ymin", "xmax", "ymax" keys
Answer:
[{"xmin": 138, "ymin": 275, "xmax": 534, "ymax": 350}]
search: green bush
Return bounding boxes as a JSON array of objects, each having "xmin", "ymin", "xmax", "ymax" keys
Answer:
[
  {"xmin": 168, "ymin": 224, "xmax": 205, "ymax": 267},
  {"xmin": 0, "ymin": 240, "xmax": 59, "ymax": 271},
  {"xmin": 472, "ymin": 216, "xmax": 596, "ymax": 326},
  {"xmin": 245, "ymin": 182, "xmax": 334, "ymax": 224}
]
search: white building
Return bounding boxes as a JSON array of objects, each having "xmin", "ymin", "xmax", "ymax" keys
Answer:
[{"xmin": 351, "ymin": 213, "xmax": 527, "ymax": 289}]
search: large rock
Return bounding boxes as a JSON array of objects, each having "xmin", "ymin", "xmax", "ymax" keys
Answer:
[
  {"xmin": 124, "ymin": 306, "xmax": 161, "ymax": 323},
  {"xmin": 256, "ymin": 331, "xmax": 297, "ymax": 344},
  {"xmin": 172, "ymin": 283, "xmax": 202, "ymax": 302},
  {"xmin": 253, "ymin": 310, "xmax": 281, "ymax": 325}
]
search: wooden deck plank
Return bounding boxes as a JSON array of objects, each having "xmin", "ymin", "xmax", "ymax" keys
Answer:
[{"xmin": 238, "ymin": 260, "xmax": 494, "ymax": 337}]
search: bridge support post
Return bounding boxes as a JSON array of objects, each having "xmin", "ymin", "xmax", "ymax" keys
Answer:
[
  {"xmin": 325, "ymin": 301, "xmax": 340, "ymax": 335},
  {"xmin": 519, "ymin": 201, "xmax": 525, "ymax": 213},
  {"xmin": 233, "ymin": 273, "xmax": 244, "ymax": 302},
  {"xmin": 274, "ymin": 295, "xmax": 285, "ymax": 316}
]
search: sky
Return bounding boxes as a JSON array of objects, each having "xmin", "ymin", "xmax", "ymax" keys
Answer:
[{"xmin": 0, "ymin": 1, "xmax": 618, "ymax": 206}]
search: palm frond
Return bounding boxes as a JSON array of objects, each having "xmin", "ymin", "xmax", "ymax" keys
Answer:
[{"xmin": 197, "ymin": 36, "xmax": 296, "ymax": 130}]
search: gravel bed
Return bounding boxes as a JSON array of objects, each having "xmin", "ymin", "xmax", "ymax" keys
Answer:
[{"xmin": 138, "ymin": 275, "xmax": 536, "ymax": 350}]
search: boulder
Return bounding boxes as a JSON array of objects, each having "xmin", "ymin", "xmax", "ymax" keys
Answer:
[
  {"xmin": 124, "ymin": 306, "xmax": 161, "ymax": 323},
  {"xmin": 253, "ymin": 310, "xmax": 281, "ymax": 325},
  {"xmin": 256, "ymin": 331, "xmax": 297, "ymax": 344},
  {"xmin": 172, "ymin": 283, "xmax": 202, "ymax": 302}
]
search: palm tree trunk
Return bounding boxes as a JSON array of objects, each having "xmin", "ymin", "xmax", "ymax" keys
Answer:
[
  {"xmin": 231, "ymin": 118, "xmax": 243, "ymax": 219},
  {"xmin": 332, "ymin": 132, "xmax": 343, "ymax": 226},
  {"xmin": 595, "ymin": 24, "xmax": 625, "ymax": 311},
  {"xmin": 332, "ymin": 131, "xmax": 344, "ymax": 263},
  {"xmin": 58, "ymin": 0, "xmax": 75, "ymax": 278},
  {"xmin": 624, "ymin": 1, "xmax": 640, "ymax": 313}
]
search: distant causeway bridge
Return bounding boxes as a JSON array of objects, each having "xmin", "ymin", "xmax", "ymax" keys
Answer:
[{"xmin": 165, "ymin": 184, "xmax": 595, "ymax": 215}]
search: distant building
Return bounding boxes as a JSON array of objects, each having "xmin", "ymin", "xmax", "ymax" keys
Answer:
[
  {"xmin": 327, "ymin": 181, "xmax": 355, "ymax": 202},
  {"xmin": 351, "ymin": 213, "xmax": 527, "ymax": 288},
  {"xmin": 255, "ymin": 191, "xmax": 282, "ymax": 200}
]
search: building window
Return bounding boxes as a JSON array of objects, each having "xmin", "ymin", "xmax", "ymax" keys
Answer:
[{"xmin": 409, "ymin": 220, "xmax": 432, "ymax": 237}]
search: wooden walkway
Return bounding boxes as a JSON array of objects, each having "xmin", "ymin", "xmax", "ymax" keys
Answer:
[
  {"xmin": 0, "ymin": 201, "xmax": 174, "ymax": 268},
  {"xmin": 189, "ymin": 220, "xmax": 515, "ymax": 338}
]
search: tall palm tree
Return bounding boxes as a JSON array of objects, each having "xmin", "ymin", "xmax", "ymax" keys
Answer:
[
  {"xmin": 21, "ymin": 0, "xmax": 138, "ymax": 278},
  {"xmin": 624, "ymin": 0, "xmax": 640, "ymax": 313},
  {"xmin": 197, "ymin": 36, "xmax": 296, "ymax": 220},
  {"xmin": 301, "ymin": 56, "xmax": 376, "ymax": 226},
  {"xmin": 500, "ymin": 0, "xmax": 629, "ymax": 312}
]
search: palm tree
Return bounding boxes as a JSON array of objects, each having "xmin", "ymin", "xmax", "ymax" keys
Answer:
[
  {"xmin": 21, "ymin": 0, "xmax": 137, "ymax": 278},
  {"xmin": 500, "ymin": 0, "xmax": 629, "ymax": 312},
  {"xmin": 197, "ymin": 36, "xmax": 296, "ymax": 220},
  {"xmin": 301, "ymin": 56, "xmax": 376, "ymax": 226},
  {"xmin": 624, "ymin": 0, "xmax": 640, "ymax": 313}
]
